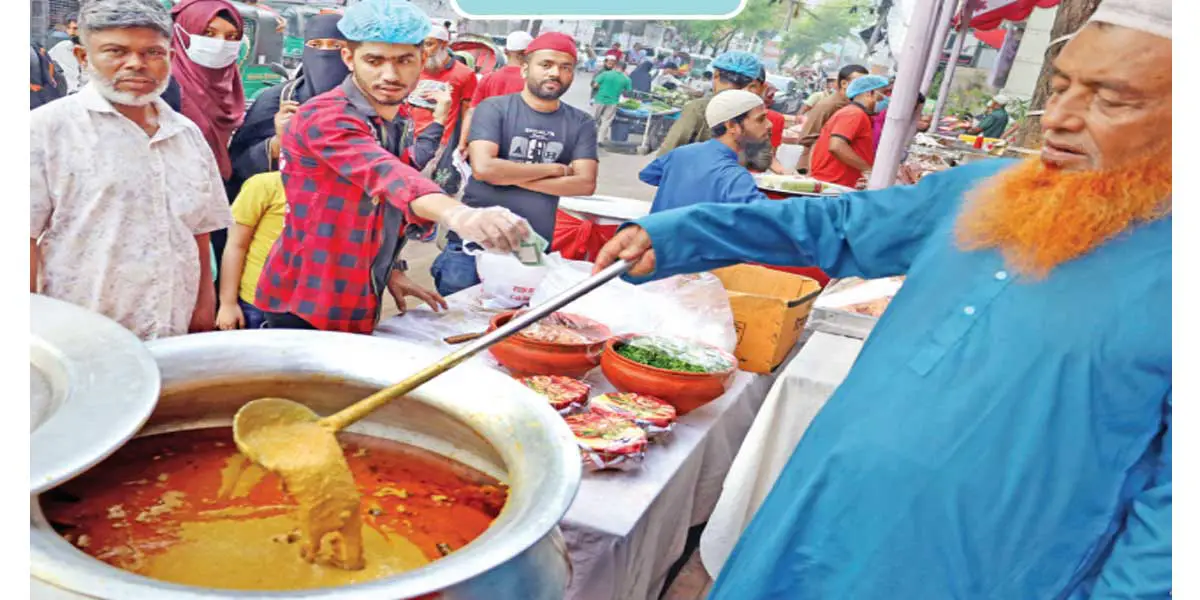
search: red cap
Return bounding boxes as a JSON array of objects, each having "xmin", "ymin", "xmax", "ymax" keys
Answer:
[{"xmin": 525, "ymin": 32, "xmax": 577, "ymax": 60}]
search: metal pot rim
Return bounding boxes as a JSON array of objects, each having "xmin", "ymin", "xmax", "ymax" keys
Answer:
[{"xmin": 31, "ymin": 330, "xmax": 582, "ymax": 599}]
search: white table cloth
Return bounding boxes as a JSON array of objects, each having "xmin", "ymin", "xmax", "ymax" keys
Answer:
[
  {"xmin": 372, "ymin": 288, "xmax": 781, "ymax": 600},
  {"xmin": 698, "ymin": 331, "xmax": 865, "ymax": 580}
]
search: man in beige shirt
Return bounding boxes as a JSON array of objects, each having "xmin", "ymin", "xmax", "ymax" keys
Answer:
[
  {"xmin": 30, "ymin": 0, "xmax": 233, "ymax": 340},
  {"xmin": 795, "ymin": 64, "xmax": 868, "ymax": 173}
]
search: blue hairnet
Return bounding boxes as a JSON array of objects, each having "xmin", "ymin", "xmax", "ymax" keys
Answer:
[
  {"xmin": 846, "ymin": 74, "xmax": 890, "ymax": 99},
  {"xmin": 337, "ymin": 0, "xmax": 432, "ymax": 45},
  {"xmin": 711, "ymin": 51, "xmax": 762, "ymax": 79}
]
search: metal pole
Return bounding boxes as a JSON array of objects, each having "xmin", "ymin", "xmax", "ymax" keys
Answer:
[
  {"xmin": 931, "ymin": 0, "xmax": 979, "ymax": 127},
  {"xmin": 867, "ymin": 0, "xmax": 943, "ymax": 190},
  {"xmin": 921, "ymin": 0, "xmax": 960, "ymax": 95}
]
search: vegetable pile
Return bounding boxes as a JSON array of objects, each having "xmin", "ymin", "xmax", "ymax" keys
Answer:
[{"xmin": 615, "ymin": 338, "xmax": 733, "ymax": 374}]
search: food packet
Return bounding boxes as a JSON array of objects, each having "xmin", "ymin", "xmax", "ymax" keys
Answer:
[
  {"xmin": 519, "ymin": 375, "xmax": 591, "ymax": 416},
  {"xmin": 614, "ymin": 335, "xmax": 737, "ymax": 374},
  {"xmin": 588, "ymin": 393, "xmax": 677, "ymax": 442},
  {"xmin": 565, "ymin": 413, "xmax": 647, "ymax": 472}
]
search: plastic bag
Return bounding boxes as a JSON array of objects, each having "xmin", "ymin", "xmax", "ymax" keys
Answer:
[
  {"xmin": 612, "ymin": 335, "xmax": 737, "ymax": 374},
  {"xmin": 515, "ymin": 312, "xmax": 611, "ymax": 345},
  {"xmin": 474, "ymin": 252, "xmax": 548, "ymax": 310},
  {"xmin": 565, "ymin": 412, "xmax": 647, "ymax": 472},
  {"xmin": 520, "ymin": 375, "xmax": 590, "ymax": 416},
  {"xmin": 588, "ymin": 393, "xmax": 677, "ymax": 442},
  {"xmin": 528, "ymin": 256, "xmax": 737, "ymax": 353}
]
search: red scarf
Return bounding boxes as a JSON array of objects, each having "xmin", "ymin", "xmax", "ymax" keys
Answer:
[{"xmin": 170, "ymin": 0, "xmax": 246, "ymax": 180}]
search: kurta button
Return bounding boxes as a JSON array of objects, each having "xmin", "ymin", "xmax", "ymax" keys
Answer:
[
  {"xmin": 995, "ymin": 270, "xmax": 1008, "ymax": 281},
  {"xmin": 964, "ymin": 306, "xmax": 976, "ymax": 316}
]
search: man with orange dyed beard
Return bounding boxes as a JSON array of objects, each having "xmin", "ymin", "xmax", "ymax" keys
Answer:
[{"xmin": 592, "ymin": 0, "xmax": 1172, "ymax": 597}]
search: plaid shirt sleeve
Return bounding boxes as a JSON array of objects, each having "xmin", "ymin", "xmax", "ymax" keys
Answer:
[{"xmin": 293, "ymin": 109, "xmax": 442, "ymax": 227}]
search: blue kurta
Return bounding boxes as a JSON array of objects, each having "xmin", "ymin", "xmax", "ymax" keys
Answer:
[
  {"xmin": 641, "ymin": 138, "xmax": 766, "ymax": 214},
  {"xmin": 630, "ymin": 160, "xmax": 1171, "ymax": 599}
]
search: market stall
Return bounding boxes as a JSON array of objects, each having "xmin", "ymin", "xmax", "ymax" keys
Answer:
[
  {"xmin": 369, "ymin": 259, "xmax": 821, "ymax": 599},
  {"xmin": 607, "ymin": 92, "xmax": 682, "ymax": 155}
]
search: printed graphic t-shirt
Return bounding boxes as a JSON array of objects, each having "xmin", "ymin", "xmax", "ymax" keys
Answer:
[{"xmin": 463, "ymin": 94, "xmax": 599, "ymax": 240}]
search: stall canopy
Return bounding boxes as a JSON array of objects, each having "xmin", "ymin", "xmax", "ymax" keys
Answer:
[
  {"xmin": 973, "ymin": 27, "xmax": 1007, "ymax": 48},
  {"xmin": 959, "ymin": 0, "xmax": 1062, "ymax": 30}
]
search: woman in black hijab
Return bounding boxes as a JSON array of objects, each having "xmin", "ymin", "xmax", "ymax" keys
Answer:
[
  {"xmin": 226, "ymin": 13, "xmax": 349, "ymax": 197},
  {"xmin": 630, "ymin": 58, "xmax": 654, "ymax": 93}
]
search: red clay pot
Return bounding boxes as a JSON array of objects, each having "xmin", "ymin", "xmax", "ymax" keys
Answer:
[
  {"xmin": 487, "ymin": 311, "xmax": 611, "ymax": 378},
  {"xmin": 599, "ymin": 337, "xmax": 737, "ymax": 415}
]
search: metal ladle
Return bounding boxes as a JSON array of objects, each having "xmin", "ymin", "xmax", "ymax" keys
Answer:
[{"xmin": 231, "ymin": 259, "xmax": 632, "ymax": 566}]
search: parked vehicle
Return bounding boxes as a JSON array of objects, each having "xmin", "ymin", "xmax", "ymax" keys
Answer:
[
  {"xmin": 273, "ymin": 1, "xmax": 344, "ymax": 71},
  {"xmin": 159, "ymin": 0, "xmax": 289, "ymax": 104},
  {"xmin": 766, "ymin": 73, "xmax": 804, "ymax": 115}
]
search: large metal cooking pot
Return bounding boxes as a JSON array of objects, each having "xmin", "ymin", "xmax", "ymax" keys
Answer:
[{"xmin": 31, "ymin": 330, "xmax": 581, "ymax": 599}]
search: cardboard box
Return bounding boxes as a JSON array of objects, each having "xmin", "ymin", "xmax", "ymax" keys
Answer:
[{"xmin": 711, "ymin": 265, "xmax": 823, "ymax": 374}]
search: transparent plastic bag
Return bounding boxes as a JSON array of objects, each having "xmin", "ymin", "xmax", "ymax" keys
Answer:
[
  {"xmin": 566, "ymin": 412, "xmax": 647, "ymax": 472},
  {"xmin": 474, "ymin": 251, "xmax": 548, "ymax": 310},
  {"xmin": 612, "ymin": 335, "xmax": 737, "ymax": 374},
  {"xmin": 588, "ymin": 393, "xmax": 677, "ymax": 442},
  {"xmin": 529, "ymin": 256, "xmax": 737, "ymax": 353}
]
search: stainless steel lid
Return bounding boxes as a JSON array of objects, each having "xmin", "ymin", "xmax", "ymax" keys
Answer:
[{"xmin": 30, "ymin": 294, "xmax": 160, "ymax": 494}]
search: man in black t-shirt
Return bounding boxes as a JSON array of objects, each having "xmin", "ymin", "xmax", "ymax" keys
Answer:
[{"xmin": 431, "ymin": 32, "xmax": 598, "ymax": 296}]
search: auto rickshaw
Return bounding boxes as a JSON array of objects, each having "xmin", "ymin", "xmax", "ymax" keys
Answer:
[{"xmin": 271, "ymin": 0, "xmax": 344, "ymax": 71}]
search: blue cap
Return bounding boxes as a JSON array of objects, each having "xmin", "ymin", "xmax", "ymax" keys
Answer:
[
  {"xmin": 337, "ymin": 0, "xmax": 432, "ymax": 45},
  {"xmin": 711, "ymin": 51, "xmax": 762, "ymax": 80},
  {"xmin": 846, "ymin": 74, "xmax": 890, "ymax": 100}
]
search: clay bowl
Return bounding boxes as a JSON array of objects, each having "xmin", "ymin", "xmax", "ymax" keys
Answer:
[
  {"xmin": 487, "ymin": 311, "xmax": 611, "ymax": 378},
  {"xmin": 600, "ymin": 336, "xmax": 738, "ymax": 415}
]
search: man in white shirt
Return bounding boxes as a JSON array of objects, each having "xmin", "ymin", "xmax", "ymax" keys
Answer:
[
  {"xmin": 46, "ymin": 13, "xmax": 86, "ymax": 93},
  {"xmin": 30, "ymin": 0, "xmax": 233, "ymax": 340}
]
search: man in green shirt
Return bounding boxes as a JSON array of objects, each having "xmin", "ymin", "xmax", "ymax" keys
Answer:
[
  {"xmin": 592, "ymin": 57, "xmax": 632, "ymax": 143},
  {"xmin": 656, "ymin": 50, "xmax": 764, "ymax": 156},
  {"xmin": 970, "ymin": 95, "xmax": 1011, "ymax": 139}
]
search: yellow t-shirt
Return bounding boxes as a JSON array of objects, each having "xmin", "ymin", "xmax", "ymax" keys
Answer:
[{"xmin": 231, "ymin": 172, "xmax": 287, "ymax": 303}]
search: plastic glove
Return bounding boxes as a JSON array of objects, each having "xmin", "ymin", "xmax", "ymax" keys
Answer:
[{"xmin": 443, "ymin": 205, "xmax": 530, "ymax": 254}]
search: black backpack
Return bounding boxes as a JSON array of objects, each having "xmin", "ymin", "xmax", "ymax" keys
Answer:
[{"xmin": 30, "ymin": 43, "xmax": 67, "ymax": 110}]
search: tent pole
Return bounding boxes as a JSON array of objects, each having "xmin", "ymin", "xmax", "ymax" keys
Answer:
[
  {"xmin": 931, "ymin": 0, "xmax": 980, "ymax": 127},
  {"xmin": 921, "ymin": 0, "xmax": 961, "ymax": 95},
  {"xmin": 867, "ymin": 0, "xmax": 943, "ymax": 190}
]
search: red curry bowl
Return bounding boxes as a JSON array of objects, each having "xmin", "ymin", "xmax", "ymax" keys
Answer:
[
  {"xmin": 599, "ymin": 336, "xmax": 737, "ymax": 416},
  {"xmin": 487, "ymin": 311, "xmax": 611, "ymax": 378}
]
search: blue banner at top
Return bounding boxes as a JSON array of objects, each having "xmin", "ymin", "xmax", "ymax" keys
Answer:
[{"xmin": 451, "ymin": 0, "xmax": 745, "ymax": 19}]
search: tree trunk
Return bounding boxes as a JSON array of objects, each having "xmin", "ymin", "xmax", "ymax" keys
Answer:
[
  {"xmin": 1011, "ymin": 0, "xmax": 1102, "ymax": 149},
  {"xmin": 530, "ymin": 20, "xmax": 543, "ymax": 37}
]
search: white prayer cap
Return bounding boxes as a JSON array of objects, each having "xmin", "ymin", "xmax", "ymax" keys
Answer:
[
  {"xmin": 705, "ymin": 89, "xmax": 764, "ymax": 128},
  {"xmin": 427, "ymin": 20, "xmax": 450, "ymax": 42},
  {"xmin": 506, "ymin": 31, "xmax": 533, "ymax": 51},
  {"xmin": 1089, "ymin": 0, "xmax": 1171, "ymax": 39},
  {"xmin": 992, "ymin": 94, "xmax": 1010, "ymax": 106}
]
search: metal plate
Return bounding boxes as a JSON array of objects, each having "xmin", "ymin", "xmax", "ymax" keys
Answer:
[
  {"xmin": 753, "ymin": 174, "xmax": 854, "ymax": 197},
  {"xmin": 30, "ymin": 295, "xmax": 160, "ymax": 494}
]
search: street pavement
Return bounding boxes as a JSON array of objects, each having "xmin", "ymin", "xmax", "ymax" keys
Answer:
[{"xmin": 391, "ymin": 70, "xmax": 658, "ymax": 316}]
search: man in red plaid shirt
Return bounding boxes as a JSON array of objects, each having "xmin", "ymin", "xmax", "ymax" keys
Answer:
[{"xmin": 254, "ymin": 0, "xmax": 528, "ymax": 333}]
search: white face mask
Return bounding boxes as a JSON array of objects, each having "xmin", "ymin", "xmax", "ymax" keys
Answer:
[{"xmin": 177, "ymin": 25, "xmax": 241, "ymax": 69}]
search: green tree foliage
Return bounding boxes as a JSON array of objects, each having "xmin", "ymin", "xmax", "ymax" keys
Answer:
[
  {"xmin": 668, "ymin": 0, "xmax": 785, "ymax": 54},
  {"xmin": 778, "ymin": 1, "xmax": 873, "ymax": 67}
]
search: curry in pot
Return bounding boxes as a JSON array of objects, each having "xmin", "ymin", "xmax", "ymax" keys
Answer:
[{"xmin": 40, "ymin": 427, "xmax": 508, "ymax": 591}]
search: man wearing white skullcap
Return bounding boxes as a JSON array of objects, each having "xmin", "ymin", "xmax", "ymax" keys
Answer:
[
  {"xmin": 639, "ymin": 89, "xmax": 774, "ymax": 214},
  {"xmin": 595, "ymin": 1, "xmax": 1173, "ymax": 597},
  {"xmin": 410, "ymin": 16, "xmax": 477, "ymax": 146},
  {"xmin": 969, "ymin": 93, "xmax": 1011, "ymax": 138}
]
